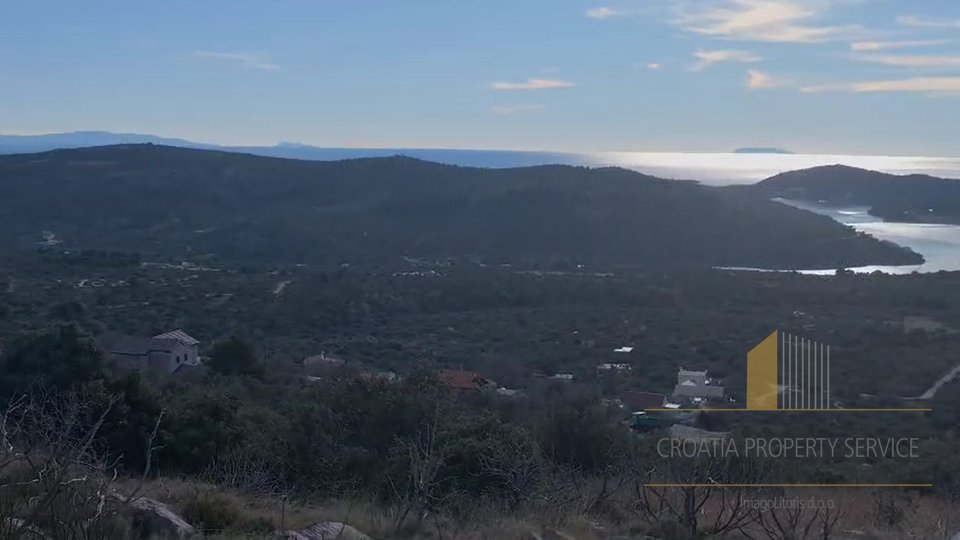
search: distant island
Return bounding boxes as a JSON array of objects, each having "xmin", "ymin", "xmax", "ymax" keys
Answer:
[{"xmin": 733, "ymin": 147, "xmax": 793, "ymax": 154}]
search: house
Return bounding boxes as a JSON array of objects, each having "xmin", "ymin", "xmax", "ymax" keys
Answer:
[
  {"xmin": 621, "ymin": 391, "xmax": 667, "ymax": 413},
  {"xmin": 496, "ymin": 387, "xmax": 523, "ymax": 398},
  {"xmin": 103, "ymin": 330, "xmax": 201, "ymax": 376},
  {"xmin": 672, "ymin": 368, "xmax": 725, "ymax": 400},
  {"xmin": 601, "ymin": 398, "xmax": 625, "ymax": 410},
  {"xmin": 359, "ymin": 370, "xmax": 402, "ymax": 384},
  {"xmin": 596, "ymin": 363, "xmax": 632, "ymax": 377},
  {"xmin": 153, "ymin": 330, "xmax": 201, "ymax": 366},
  {"xmin": 438, "ymin": 369, "xmax": 495, "ymax": 392},
  {"xmin": 303, "ymin": 352, "xmax": 346, "ymax": 370},
  {"xmin": 677, "ymin": 369, "xmax": 708, "ymax": 386}
]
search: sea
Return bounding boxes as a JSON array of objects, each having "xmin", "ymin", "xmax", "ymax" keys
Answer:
[
  {"xmin": 576, "ymin": 151, "xmax": 960, "ymax": 186},
  {"xmin": 342, "ymin": 148, "xmax": 960, "ymax": 186},
  {"xmin": 407, "ymin": 150, "xmax": 960, "ymax": 274},
  {"xmin": 775, "ymin": 199, "xmax": 960, "ymax": 275}
]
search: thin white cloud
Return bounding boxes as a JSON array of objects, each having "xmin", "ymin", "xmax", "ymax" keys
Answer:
[
  {"xmin": 851, "ymin": 40, "xmax": 948, "ymax": 52},
  {"xmin": 747, "ymin": 69, "xmax": 790, "ymax": 89},
  {"xmin": 490, "ymin": 78, "xmax": 575, "ymax": 91},
  {"xmin": 691, "ymin": 49, "xmax": 762, "ymax": 71},
  {"xmin": 647, "ymin": 63, "xmax": 663, "ymax": 70},
  {"xmin": 675, "ymin": 0, "xmax": 857, "ymax": 43},
  {"xmin": 194, "ymin": 51, "xmax": 280, "ymax": 71},
  {"xmin": 853, "ymin": 54, "xmax": 960, "ymax": 68},
  {"xmin": 490, "ymin": 104, "xmax": 546, "ymax": 115},
  {"xmin": 586, "ymin": 7, "xmax": 622, "ymax": 19},
  {"xmin": 802, "ymin": 77, "xmax": 960, "ymax": 93},
  {"xmin": 897, "ymin": 16, "xmax": 960, "ymax": 30}
]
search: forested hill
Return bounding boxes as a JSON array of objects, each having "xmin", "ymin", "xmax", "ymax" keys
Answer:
[
  {"xmin": 0, "ymin": 145, "xmax": 921, "ymax": 268},
  {"xmin": 749, "ymin": 164, "xmax": 960, "ymax": 224}
]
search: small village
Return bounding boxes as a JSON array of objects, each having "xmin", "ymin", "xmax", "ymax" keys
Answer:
[{"xmin": 100, "ymin": 327, "xmax": 731, "ymax": 441}]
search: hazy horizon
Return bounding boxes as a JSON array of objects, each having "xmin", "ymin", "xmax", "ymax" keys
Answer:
[
  {"xmin": 3, "ymin": 128, "xmax": 960, "ymax": 159},
  {"xmin": 5, "ymin": 130, "xmax": 960, "ymax": 185}
]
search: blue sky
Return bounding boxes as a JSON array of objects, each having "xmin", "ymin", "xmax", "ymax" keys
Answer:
[{"xmin": 2, "ymin": 0, "xmax": 959, "ymax": 155}]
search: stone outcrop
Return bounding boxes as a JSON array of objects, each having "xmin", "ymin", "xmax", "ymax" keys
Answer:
[
  {"xmin": 282, "ymin": 521, "xmax": 373, "ymax": 540},
  {"xmin": 115, "ymin": 495, "xmax": 197, "ymax": 539}
]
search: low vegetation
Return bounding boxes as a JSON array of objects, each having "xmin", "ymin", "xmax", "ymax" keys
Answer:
[{"xmin": 0, "ymin": 248, "xmax": 959, "ymax": 537}]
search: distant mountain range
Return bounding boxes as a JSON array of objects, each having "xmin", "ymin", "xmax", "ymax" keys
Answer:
[
  {"xmin": 0, "ymin": 132, "xmax": 794, "ymax": 165},
  {"xmin": 0, "ymin": 131, "xmax": 217, "ymax": 153},
  {"xmin": 747, "ymin": 164, "xmax": 960, "ymax": 224},
  {"xmin": 0, "ymin": 131, "xmax": 590, "ymax": 170},
  {"xmin": 0, "ymin": 144, "xmax": 922, "ymax": 269}
]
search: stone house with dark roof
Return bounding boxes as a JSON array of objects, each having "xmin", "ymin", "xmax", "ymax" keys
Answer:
[
  {"xmin": 672, "ymin": 368, "xmax": 725, "ymax": 400},
  {"xmin": 101, "ymin": 329, "xmax": 200, "ymax": 376}
]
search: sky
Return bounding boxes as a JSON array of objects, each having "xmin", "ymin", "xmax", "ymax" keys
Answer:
[{"xmin": 2, "ymin": 0, "xmax": 959, "ymax": 156}]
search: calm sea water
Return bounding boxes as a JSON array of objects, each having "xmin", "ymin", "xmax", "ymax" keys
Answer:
[
  {"xmin": 258, "ymin": 148, "xmax": 960, "ymax": 186},
  {"xmin": 582, "ymin": 152, "xmax": 960, "ymax": 186},
  {"xmin": 576, "ymin": 152, "xmax": 960, "ymax": 274},
  {"xmin": 772, "ymin": 199, "xmax": 960, "ymax": 274}
]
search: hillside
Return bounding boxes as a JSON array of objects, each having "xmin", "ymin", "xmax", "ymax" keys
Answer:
[
  {"xmin": 0, "ymin": 131, "xmax": 218, "ymax": 154},
  {"xmin": 0, "ymin": 145, "xmax": 922, "ymax": 268},
  {"xmin": 750, "ymin": 164, "xmax": 960, "ymax": 224}
]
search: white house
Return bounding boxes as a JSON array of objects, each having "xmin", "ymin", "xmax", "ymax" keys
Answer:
[
  {"xmin": 596, "ymin": 363, "xmax": 632, "ymax": 377},
  {"xmin": 303, "ymin": 352, "xmax": 346, "ymax": 372},
  {"xmin": 672, "ymin": 368, "xmax": 724, "ymax": 400},
  {"xmin": 153, "ymin": 330, "xmax": 201, "ymax": 366}
]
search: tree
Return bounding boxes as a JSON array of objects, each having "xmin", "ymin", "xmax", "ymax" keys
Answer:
[
  {"xmin": 0, "ymin": 325, "xmax": 105, "ymax": 395},
  {"xmin": 0, "ymin": 390, "xmax": 123, "ymax": 538},
  {"xmin": 207, "ymin": 336, "xmax": 263, "ymax": 377},
  {"xmin": 161, "ymin": 387, "xmax": 245, "ymax": 473},
  {"xmin": 634, "ymin": 454, "xmax": 770, "ymax": 537}
]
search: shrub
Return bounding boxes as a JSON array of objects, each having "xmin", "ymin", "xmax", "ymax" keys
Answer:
[
  {"xmin": 181, "ymin": 491, "xmax": 275, "ymax": 535},
  {"xmin": 182, "ymin": 492, "xmax": 242, "ymax": 534}
]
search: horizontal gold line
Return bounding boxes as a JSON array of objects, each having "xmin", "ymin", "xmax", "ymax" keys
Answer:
[
  {"xmin": 643, "ymin": 408, "xmax": 932, "ymax": 413},
  {"xmin": 645, "ymin": 484, "xmax": 933, "ymax": 488}
]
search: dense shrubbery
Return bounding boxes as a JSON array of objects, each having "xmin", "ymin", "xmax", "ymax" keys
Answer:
[
  {"xmin": 0, "ymin": 319, "xmax": 957, "ymax": 538},
  {"xmin": 2, "ymin": 257, "xmax": 960, "ymax": 536},
  {"xmin": 0, "ymin": 326, "xmax": 634, "ymax": 506}
]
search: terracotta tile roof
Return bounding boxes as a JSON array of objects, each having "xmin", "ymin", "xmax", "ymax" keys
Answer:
[
  {"xmin": 438, "ymin": 369, "xmax": 489, "ymax": 391},
  {"xmin": 622, "ymin": 391, "xmax": 667, "ymax": 412}
]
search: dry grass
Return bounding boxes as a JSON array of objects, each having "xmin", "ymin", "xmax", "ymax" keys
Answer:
[{"xmin": 109, "ymin": 478, "xmax": 960, "ymax": 540}]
